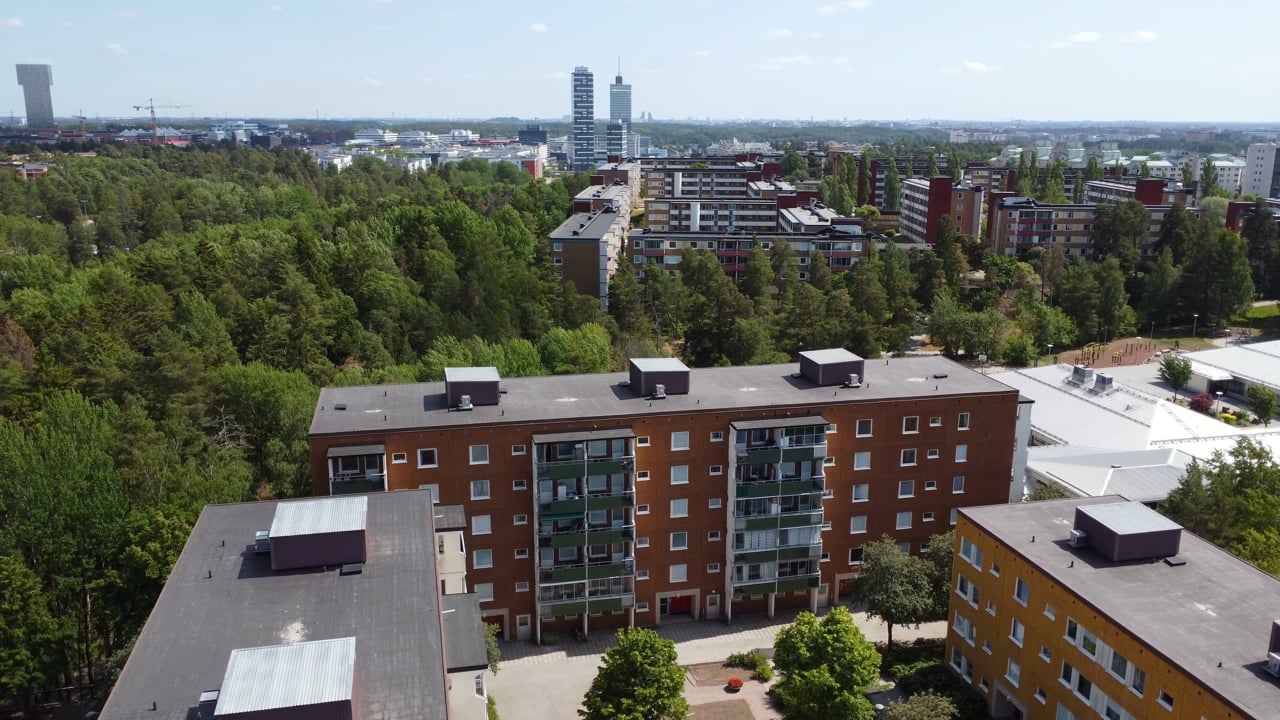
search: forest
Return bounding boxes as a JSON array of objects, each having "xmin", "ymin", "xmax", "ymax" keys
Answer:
[{"xmin": 1, "ymin": 139, "xmax": 1276, "ymax": 704}]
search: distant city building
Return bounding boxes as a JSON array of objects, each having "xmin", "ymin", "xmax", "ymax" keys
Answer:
[
  {"xmin": 605, "ymin": 121, "xmax": 628, "ymax": 161},
  {"xmin": 609, "ymin": 67, "xmax": 631, "ymax": 125},
  {"xmin": 352, "ymin": 128, "xmax": 398, "ymax": 145},
  {"xmin": 571, "ymin": 66, "xmax": 595, "ymax": 171},
  {"xmin": 547, "ymin": 205, "xmax": 628, "ymax": 305},
  {"xmin": 1083, "ymin": 178, "xmax": 1193, "ymax": 207},
  {"xmin": 518, "ymin": 125, "xmax": 549, "ymax": 145},
  {"xmin": 1243, "ymin": 143, "xmax": 1280, "ymax": 198},
  {"xmin": 899, "ymin": 177, "xmax": 983, "ymax": 244},
  {"xmin": 15, "ymin": 64, "xmax": 54, "ymax": 129},
  {"xmin": 985, "ymin": 194, "xmax": 1195, "ymax": 261}
]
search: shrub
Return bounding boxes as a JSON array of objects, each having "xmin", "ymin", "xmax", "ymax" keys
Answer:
[
  {"xmin": 486, "ymin": 695, "xmax": 500, "ymax": 720},
  {"xmin": 1190, "ymin": 393, "xmax": 1214, "ymax": 413},
  {"xmin": 726, "ymin": 651, "xmax": 756, "ymax": 668},
  {"xmin": 753, "ymin": 655, "xmax": 774, "ymax": 682},
  {"xmin": 898, "ymin": 665, "xmax": 986, "ymax": 720},
  {"xmin": 728, "ymin": 649, "xmax": 771, "ymax": 682}
]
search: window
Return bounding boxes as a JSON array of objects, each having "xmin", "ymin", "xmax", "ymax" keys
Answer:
[
  {"xmin": 511, "ymin": 444, "xmax": 526, "ymax": 456},
  {"xmin": 924, "ymin": 480, "xmax": 937, "ymax": 491},
  {"xmin": 958, "ymin": 412, "xmax": 971, "ymax": 430},
  {"xmin": 929, "ymin": 416, "xmax": 942, "ymax": 427},
  {"xmin": 470, "ymin": 479, "xmax": 491, "ymax": 500},
  {"xmin": 955, "ymin": 444, "xmax": 968, "ymax": 463},
  {"xmin": 1079, "ymin": 628, "xmax": 1099, "ymax": 658},
  {"xmin": 636, "ymin": 602, "xmax": 650, "ymax": 612},
  {"xmin": 896, "ymin": 511, "xmax": 912, "ymax": 530},
  {"xmin": 854, "ymin": 451, "xmax": 871, "ymax": 470},
  {"xmin": 1130, "ymin": 668, "xmax": 1146, "ymax": 696},
  {"xmin": 901, "ymin": 448, "xmax": 917, "ymax": 466},
  {"xmin": 853, "ymin": 483, "xmax": 869, "ymax": 502},
  {"xmin": 708, "ymin": 531, "xmax": 722, "ymax": 541},
  {"xmin": 418, "ymin": 448, "xmax": 438, "ymax": 468},
  {"xmin": 553, "ymin": 242, "xmax": 563, "ymax": 252},
  {"xmin": 671, "ymin": 431, "xmax": 690, "ymax": 450},
  {"xmin": 637, "ymin": 471, "xmax": 650, "ymax": 481},
  {"xmin": 553, "ymin": 257, "xmax": 563, "ymax": 266},
  {"xmin": 1035, "ymin": 688, "xmax": 1047, "ymax": 704},
  {"xmin": 708, "ymin": 498, "xmax": 722, "ymax": 509},
  {"xmin": 1040, "ymin": 645, "xmax": 1052, "ymax": 662},
  {"xmin": 515, "ymin": 548, "xmax": 529, "ymax": 559},
  {"xmin": 950, "ymin": 507, "xmax": 958, "ymax": 525},
  {"xmin": 670, "ymin": 532, "xmax": 688, "ymax": 550},
  {"xmin": 1044, "ymin": 602, "xmax": 1056, "ymax": 620},
  {"xmin": 472, "ymin": 515, "xmax": 491, "ymax": 535},
  {"xmin": 826, "ymin": 423, "xmax": 837, "ymax": 434},
  {"xmin": 474, "ymin": 549, "xmax": 493, "ymax": 568},
  {"xmin": 823, "ymin": 456, "xmax": 835, "ymax": 466},
  {"xmin": 475, "ymin": 583, "xmax": 494, "ymax": 602},
  {"xmin": 1006, "ymin": 659, "xmax": 1021, "ymax": 687},
  {"xmin": 637, "ymin": 537, "xmax": 650, "ymax": 548},
  {"xmin": 1109, "ymin": 651, "xmax": 1130, "ymax": 681},
  {"xmin": 637, "ymin": 569, "xmax": 650, "ymax": 580},
  {"xmin": 637, "ymin": 436, "xmax": 650, "ymax": 447},
  {"xmin": 469, "ymin": 444, "xmax": 489, "ymax": 465},
  {"xmin": 1065, "ymin": 617, "xmax": 1079, "ymax": 643},
  {"xmin": 1014, "ymin": 578, "xmax": 1029, "ymax": 605},
  {"xmin": 850, "ymin": 515, "xmax": 868, "ymax": 533},
  {"xmin": 903, "ymin": 416, "xmax": 920, "ymax": 434},
  {"xmin": 707, "ymin": 563, "xmax": 721, "ymax": 573},
  {"xmin": 1074, "ymin": 673, "xmax": 1093, "ymax": 703},
  {"xmin": 670, "ymin": 465, "xmax": 689, "ymax": 484},
  {"xmin": 636, "ymin": 504, "xmax": 650, "ymax": 515},
  {"xmin": 513, "ymin": 479, "xmax": 527, "ymax": 491},
  {"xmin": 990, "ymin": 562, "xmax": 1000, "ymax": 576},
  {"xmin": 953, "ymin": 476, "xmax": 965, "ymax": 493},
  {"xmin": 515, "ymin": 581, "xmax": 529, "ymax": 592},
  {"xmin": 856, "ymin": 419, "xmax": 873, "ymax": 437},
  {"xmin": 513, "ymin": 514, "xmax": 528, "ymax": 525},
  {"xmin": 960, "ymin": 537, "xmax": 984, "ymax": 568},
  {"xmin": 956, "ymin": 574, "xmax": 980, "ymax": 605},
  {"xmin": 927, "ymin": 448, "xmax": 940, "ymax": 459},
  {"xmin": 709, "ymin": 431, "xmax": 724, "ymax": 442},
  {"xmin": 670, "ymin": 564, "xmax": 688, "ymax": 583},
  {"xmin": 849, "ymin": 546, "xmax": 864, "ymax": 564},
  {"xmin": 670, "ymin": 498, "xmax": 688, "ymax": 517},
  {"xmin": 391, "ymin": 452, "xmax": 408, "ymax": 464},
  {"xmin": 898, "ymin": 480, "xmax": 915, "ymax": 498},
  {"xmin": 1010, "ymin": 619, "xmax": 1025, "ymax": 646},
  {"xmin": 923, "ymin": 511, "xmax": 935, "ymax": 522},
  {"xmin": 709, "ymin": 465, "xmax": 723, "ymax": 476}
]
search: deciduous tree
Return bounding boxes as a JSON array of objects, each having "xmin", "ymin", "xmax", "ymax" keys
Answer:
[
  {"xmin": 853, "ymin": 537, "xmax": 935, "ymax": 649},
  {"xmin": 1248, "ymin": 385, "xmax": 1277, "ymax": 426},
  {"xmin": 1158, "ymin": 354, "xmax": 1192, "ymax": 400},
  {"xmin": 580, "ymin": 628, "xmax": 687, "ymax": 720}
]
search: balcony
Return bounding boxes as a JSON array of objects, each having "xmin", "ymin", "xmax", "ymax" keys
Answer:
[
  {"xmin": 539, "ymin": 488, "xmax": 635, "ymax": 516},
  {"xmin": 542, "ymin": 593, "xmax": 635, "ymax": 617},
  {"xmin": 537, "ymin": 455, "xmax": 634, "ymax": 480},
  {"xmin": 733, "ymin": 575, "xmax": 820, "ymax": 596},
  {"xmin": 734, "ymin": 477, "xmax": 824, "ymax": 499},
  {"xmin": 329, "ymin": 471, "xmax": 386, "ymax": 495},
  {"xmin": 539, "ymin": 526, "xmax": 635, "ymax": 548},
  {"xmin": 540, "ymin": 559, "xmax": 634, "ymax": 584},
  {"xmin": 737, "ymin": 511, "xmax": 823, "ymax": 532}
]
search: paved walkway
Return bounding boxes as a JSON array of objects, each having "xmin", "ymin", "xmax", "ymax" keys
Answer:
[{"xmin": 486, "ymin": 608, "xmax": 946, "ymax": 720}]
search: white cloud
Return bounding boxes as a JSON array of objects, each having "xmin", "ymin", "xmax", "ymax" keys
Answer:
[
  {"xmin": 939, "ymin": 60, "xmax": 1001, "ymax": 74},
  {"xmin": 358, "ymin": 77, "xmax": 384, "ymax": 87},
  {"xmin": 690, "ymin": 49, "xmax": 712, "ymax": 57},
  {"xmin": 546, "ymin": 71, "xmax": 567, "ymax": 80},
  {"xmin": 1123, "ymin": 30, "xmax": 1158, "ymax": 42},
  {"xmin": 817, "ymin": 0, "xmax": 872, "ymax": 13},
  {"xmin": 270, "ymin": 4, "xmax": 285, "ymax": 11},
  {"xmin": 1069, "ymin": 31, "xmax": 1101, "ymax": 43},
  {"xmin": 115, "ymin": 9, "xmax": 136, "ymax": 19},
  {"xmin": 105, "ymin": 43, "xmax": 127, "ymax": 54},
  {"xmin": 1, "ymin": 17, "xmax": 23, "ymax": 28},
  {"xmin": 528, "ymin": 22, "xmax": 547, "ymax": 32},
  {"xmin": 766, "ymin": 27, "xmax": 791, "ymax": 37}
]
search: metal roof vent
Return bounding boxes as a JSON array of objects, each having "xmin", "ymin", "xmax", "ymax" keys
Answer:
[
  {"xmin": 652, "ymin": 384, "xmax": 667, "ymax": 399},
  {"xmin": 845, "ymin": 373, "xmax": 861, "ymax": 388},
  {"xmin": 458, "ymin": 394, "xmax": 474, "ymax": 411},
  {"xmin": 196, "ymin": 689, "xmax": 219, "ymax": 720},
  {"xmin": 254, "ymin": 530, "xmax": 270, "ymax": 554}
]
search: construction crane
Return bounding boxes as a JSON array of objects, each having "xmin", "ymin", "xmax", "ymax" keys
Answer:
[
  {"xmin": 73, "ymin": 110, "xmax": 87, "ymax": 139},
  {"xmin": 132, "ymin": 98, "xmax": 188, "ymax": 144}
]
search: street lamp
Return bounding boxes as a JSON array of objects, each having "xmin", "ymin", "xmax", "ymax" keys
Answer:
[
  {"xmin": 1192, "ymin": 314, "xmax": 1199, "ymax": 340},
  {"xmin": 1216, "ymin": 391, "xmax": 1224, "ymax": 415}
]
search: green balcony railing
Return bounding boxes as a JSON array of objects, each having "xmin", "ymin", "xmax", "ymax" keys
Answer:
[
  {"xmin": 537, "ymin": 457, "xmax": 632, "ymax": 480},
  {"xmin": 734, "ymin": 548, "xmax": 780, "ymax": 563},
  {"xmin": 779, "ymin": 511, "xmax": 823, "ymax": 529},
  {"xmin": 539, "ymin": 561, "xmax": 633, "ymax": 584},
  {"xmin": 742, "ymin": 447, "xmax": 782, "ymax": 465},
  {"xmin": 732, "ymin": 574, "xmax": 819, "ymax": 596},
  {"xmin": 777, "ymin": 545, "xmax": 821, "ymax": 562},
  {"xmin": 539, "ymin": 492, "xmax": 634, "ymax": 516},
  {"xmin": 542, "ymin": 594, "xmax": 634, "ymax": 617},
  {"xmin": 735, "ymin": 478, "xmax": 823, "ymax": 499}
]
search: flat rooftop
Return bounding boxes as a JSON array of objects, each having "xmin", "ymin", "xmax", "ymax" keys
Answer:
[
  {"xmin": 101, "ymin": 491, "xmax": 460, "ymax": 720},
  {"xmin": 311, "ymin": 355, "xmax": 1016, "ymax": 437},
  {"xmin": 548, "ymin": 208, "xmax": 624, "ymax": 241},
  {"xmin": 962, "ymin": 497, "xmax": 1280, "ymax": 719}
]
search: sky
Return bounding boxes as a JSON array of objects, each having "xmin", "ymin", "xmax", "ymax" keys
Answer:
[{"xmin": 4, "ymin": 0, "xmax": 1280, "ymax": 124}]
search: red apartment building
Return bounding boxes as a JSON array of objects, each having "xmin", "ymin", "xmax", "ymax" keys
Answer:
[
  {"xmin": 308, "ymin": 351, "xmax": 1025, "ymax": 644},
  {"xmin": 900, "ymin": 177, "xmax": 985, "ymax": 244},
  {"xmin": 630, "ymin": 228, "xmax": 874, "ymax": 282}
]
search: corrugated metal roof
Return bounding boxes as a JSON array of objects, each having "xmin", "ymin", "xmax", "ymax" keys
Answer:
[
  {"xmin": 214, "ymin": 637, "xmax": 355, "ymax": 715},
  {"xmin": 444, "ymin": 366, "xmax": 500, "ymax": 382},
  {"xmin": 270, "ymin": 496, "xmax": 367, "ymax": 538},
  {"xmin": 1182, "ymin": 341, "xmax": 1280, "ymax": 389},
  {"xmin": 799, "ymin": 348, "xmax": 862, "ymax": 364}
]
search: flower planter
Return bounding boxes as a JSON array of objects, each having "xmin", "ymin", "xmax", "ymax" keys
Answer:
[{"xmin": 726, "ymin": 678, "xmax": 744, "ymax": 693}]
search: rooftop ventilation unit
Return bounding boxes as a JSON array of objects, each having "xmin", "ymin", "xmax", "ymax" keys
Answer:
[
  {"xmin": 629, "ymin": 357, "xmax": 690, "ymax": 396},
  {"xmin": 444, "ymin": 367, "xmax": 501, "ymax": 407},
  {"xmin": 652, "ymin": 384, "xmax": 667, "ymax": 399},
  {"xmin": 1068, "ymin": 529, "xmax": 1088, "ymax": 548},
  {"xmin": 195, "ymin": 690, "xmax": 219, "ymax": 720},
  {"xmin": 845, "ymin": 373, "xmax": 861, "ymax": 388},
  {"xmin": 254, "ymin": 531, "xmax": 270, "ymax": 554},
  {"xmin": 1067, "ymin": 365, "xmax": 1095, "ymax": 386},
  {"xmin": 799, "ymin": 348, "xmax": 865, "ymax": 387},
  {"xmin": 1090, "ymin": 373, "xmax": 1115, "ymax": 394},
  {"xmin": 1267, "ymin": 652, "xmax": 1280, "ymax": 678},
  {"xmin": 458, "ymin": 394, "xmax": 474, "ymax": 411}
]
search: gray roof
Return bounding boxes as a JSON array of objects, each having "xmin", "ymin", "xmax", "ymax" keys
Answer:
[
  {"xmin": 434, "ymin": 504, "xmax": 467, "ymax": 532},
  {"xmin": 799, "ymin": 348, "xmax": 862, "ymax": 365},
  {"xmin": 269, "ymin": 496, "xmax": 367, "ymax": 538},
  {"xmin": 1026, "ymin": 446, "xmax": 1194, "ymax": 502},
  {"xmin": 1077, "ymin": 500, "xmax": 1182, "ymax": 534},
  {"xmin": 445, "ymin": 366, "xmax": 500, "ymax": 382},
  {"xmin": 215, "ymin": 637, "xmax": 355, "ymax": 715},
  {"xmin": 1182, "ymin": 340, "xmax": 1280, "ymax": 391},
  {"xmin": 311, "ymin": 356, "xmax": 1017, "ymax": 437},
  {"xmin": 442, "ymin": 595, "xmax": 488, "ymax": 672},
  {"xmin": 548, "ymin": 209, "xmax": 624, "ymax": 241},
  {"xmin": 962, "ymin": 497, "xmax": 1280, "ymax": 720},
  {"xmin": 101, "ymin": 491, "xmax": 451, "ymax": 720},
  {"xmin": 630, "ymin": 357, "xmax": 689, "ymax": 372}
]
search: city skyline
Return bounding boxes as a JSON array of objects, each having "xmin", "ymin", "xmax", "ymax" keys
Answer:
[{"xmin": 3, "ymin": 0, "xmax": 1280, "ymax": 123}]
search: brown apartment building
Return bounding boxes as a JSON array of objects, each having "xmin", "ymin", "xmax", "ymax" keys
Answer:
[
  {"xmin": 309, "ymin": 351, "xmax": 1026, "ymax": 644},
  {"xmin": 987, "ymin": 195, "xmax": 1201, "ymax": 262},
  {"xmin": 901, "ymin": 176, "xmax": 985, "ymax": 244}
]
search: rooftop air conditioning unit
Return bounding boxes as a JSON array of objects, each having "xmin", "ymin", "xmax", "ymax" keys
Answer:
[
  {"xmin": 1068, "ymin": 529, "xmax": 1088, "ymax": 548},
  {"xmin": 1267, "ymin": 652, "xmax": 1280, "ymax": 678},
  {"xmin": 254, "ymin": 531, "xmax": 270, "ymax": 554},
  {"xmin": 652, "ymin": 384, "xmax": 667, "ymax": 399},
  {"xmin": 846, "ymin": 373, "xmax": 861, "ymax": 388},
  {"xmin": 458, "ymin": 394, "xmax": 474, "ymax": 411}
]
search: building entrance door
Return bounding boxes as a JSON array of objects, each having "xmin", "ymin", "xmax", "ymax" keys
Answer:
[
  {"xmin": 706, "ymin": 593, "xmax": 720, "ymax": 620},
  {"xmin": 516, "ymin": 614, "xmax": 532, "ymax": 641}
]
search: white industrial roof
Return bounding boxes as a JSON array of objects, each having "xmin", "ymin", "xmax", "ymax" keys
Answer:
[
  {"xmin": 444, "ymin": 366, "xmax": 500, "ymax": 382},
  {"xmin": 630, "ymin": 357, "xmax": 690, "ymax": 372},
  {"xmin": 215, "ymin": 637, "xmax": 355, "ymax": 715},
  {"xmin": 1182, "ymin": 340, "xmax": 1280, "ymax": 390},
  {"xmin": 1027, "ymin": 446, "xmax": 1194, "ymax": 503},
  {"xmin": 799, "ymin": 348, "xmax": 863, "ymax": 364},
  {"xmin": 269, "ymin": 496, "xmax": 367, "ymax": 538}
]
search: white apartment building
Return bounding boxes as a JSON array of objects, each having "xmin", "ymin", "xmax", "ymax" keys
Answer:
[{"xmin": 1244, "ymin": 143, "xmax": 1280, "ymax": 198}]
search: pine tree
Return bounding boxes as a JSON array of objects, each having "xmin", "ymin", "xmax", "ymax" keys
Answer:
[
  {"xmin": 1200, "ymin": 157, "xmax": 1220, "ymax": 198},
  {"xmin": 884, "ymin": 157, "xmax": 902, "ymax": 211}
]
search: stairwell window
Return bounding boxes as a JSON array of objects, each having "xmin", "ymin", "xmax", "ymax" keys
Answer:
[
  {"xmin": 903, "ymin": 416, "xmax": 920, "ymax": 434},
  {"xmin": 475, "ymin": 583, "xmax": 494, "ymax": 602},
  {"xmin": 958, "ymin": 412, "xmax": 971, "ymax": 430},
  {"xmin": 470, "ymin": 480, "xmax": 490, "ymax": 500},
  {"xmin": 1014, "ymin": 577, "xmax": 1030, "ymax": 606},
  {"xmin": 854, "ymin": 452, "xmax": 871, "ymax": 470},
  {"xmin": 901, "ymin": 448, "xmax": 917, "ymax": 467},
  {"xmin": 473, "ymin": 549, "xmax": 493, "ymax": 569},
  {"xmin": 670, "ymin": 498, "xmax": 688, "ymax": 518},
  {"xmin": 671, "ymin": 465, "xmax": 689, "ymax": 485},
  {"xmin": 418, "ymin": 448, "xmax": 438, "ymax": 468},
  {"xmin": 853, "ymin": 483, "xmax": 869, "ymax": 502},
  {"xmin": 671, "ymin": 532, "xmax": 688, "ymax": 550}
]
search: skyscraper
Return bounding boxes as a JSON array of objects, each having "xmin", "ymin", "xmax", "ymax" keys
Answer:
[
  {"xmin": 609, "ymin": 61, "xmax": 631, "ymax": 125},
  {"xmin": 571, "ymin": 66, "xmax": 595, "ymax": 171},
  {"xmin": 15, "ymin": 64, "xmax": 54, "ymax": 129}
]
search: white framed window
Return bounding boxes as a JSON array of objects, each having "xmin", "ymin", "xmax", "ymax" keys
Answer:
[
  {"xmin": 670, "ymin": 498, "xmax": 688, "ymax": 517},
  {"xmin": 475, "ymin": 583, "xmax": 494, "ymax": 602},
  {"xmin": 823, "ymin": 456, "xmax": 835, "ymax": 466},
  {"xmin": 708, "ymin": 497, "xmax": 722, "ymax": 509},
  {"xmin": 709, "ymin": 431, "xmax": 724, "ymax": 442},
  {"xmin": 1157, "ymin": 690, "xmax": 1173, "ymax": 710},
  {"xmin": 637, "ymin": 436, "xmax": 651, "ymax": 447},
  {"xmin": 898, "ymin": 480, "xmax": 915, "ymax": 498},
  {"xmin": 707, "ymin": 562, "xmax": 720, "ymax": 573},
  {"xmin": 513, "ymin": 514, "xmax": 528, "ymax": 525},
  {"xmin": 516, "ymin": 581, "xmax": 529, "ymax": 592},
  {"xmin": 514, "ymin": 548, "xmax": 529, "ymax": 559},
  {"xmin": 637, "ymin": 470, "xmax": 650, "ymax": 481},
  {"xmin": 670, "ymin": 531, "xmax": 688, "ymax": 550},
  {"xmin": 473, "ymin": 549, "xmax": 493, "ymax": 568},
  {"xmin": 924, "ymin": 480, "xmax": 937, "ymax": 491},
  {"xmin": 901, "ymin": 448, "xmax": 917, "ymax": 466},
  {"xmin": 950, "ymin": 507, "xmax": 958, "ymax": 525},
  {"xmin": 826, "ymin": 423, "xmax": 837, "ymax": 434},
  {"xmin": 1044, "ymin": 602, "xmax": 1056, "ymax": 620},
  {"xmin": 671, "ymin": 431, "xmax": 690, "ymax": 451},
  {"xmin": 854, "ymin": 451, "xmax": 871, "ymax": 470},
  {"xmin": 849, "ymin": 546, "xmax": 864, "ymax": 565},
  {"xmin": 637, "ymin": 504, "xmax": 650, "ymax": 515},
  {"xmin": 669, "ymin": 564, "xmax": 688, "ymax": 583},
  {"xmin": 955, "ymin": 444, "xmax": 968, "ymax": 463},
  {"xmin": 708, "ymin": 531, "xmax": 722, "ymax": 541},
  {"xmin": 1014, "ymin": 577, "xmax": 1029, "ymax": 605},
  {"xmin": 472, "ymin": 515, "xmax": 492, "ymax": 535},
  {"xmin": 856, "ymin": 418, "xmax": 873, "ymax": 437},
  {"xmin": 897, "ymin": 541, "xmax": 910, "ymax": 553},
  {"xmin": 953, "ymin": 475, "xmax": 965, "ymax": 493},
  {"xmin": 903, "ymin": 416, "xmax": 920, "ymax": 434},
  {"xmin": 511, "ymin": 444, "xmax": 527, "ymax": 456},
  {"xmin": 1040, "ymin": 645, "xmax": 1052, "ymax": 662},
  {"xmin": 929, "ymin": 416, "xmax": 942, "ymax": 427},
  {"xmin": 958, "ymin": 412, "xmax": 971, "ymax": 430},
  {"xmin": 896, "ymin": 511, "xmax": 912, "ymax": 530},
  {"xmin": 821, "ymin": 520, "xmax": 832, "ymax": 531},
  {"xmin": 852, "ymin": 483, "xmax": 869, "ymax": 502},
  {"xmin": 927, "ymin": 448, "xmax": 940, "ymax": 459},
  {"xmin": 923, "ymin": 511, "xmax": 935, "ymax": 522},
  {"xmin": 709, "ymin": 464, "xmax": 723, "ymax": 476},
  {"xmin": 636, "ymin": 537, "xmax": 650, "ymax": 548},
  {"xmin": 469, "ymin": 444, "xmax": 489, "ymax": 465},
  {"xmin": 391, "ymin": 452, "xmax": 408, "ymax": 464},
  {"xmin": 637, "ymin": 569, "xmax": 650, "ymax": 580},
  {"xmin": 470, "ymin": 479, "xmax": 490, "ymax": 500},
  {"xmin": 850, "ymin": 515, "xmax": 867, "ymax": 534},
  {"xmin": 552, "ymin": 257, "xmax": 563, "ymax": 266},
  {"xmin": 553, "ymin": 242, "xmax": 563, "ymax": 252},
  {"xmin": 991, "ymin": 562, "xmax": 1001, "ymax": 577},
  {"xmin": 1010, "ymin": 618, "xmax": 1025, "ymax": 647},
  {"xmin": 513, "ymin": 479, "xmax": 527, "ymax": 491},
  {"xmin": 960, "ymin": 537, "xmax": 983, "ymax": 568},
  {"xmin": 636, "ymin": 602, "xmax": 650, "ymax": 612},
  {"xmin": 670, "ymin": 465, "xmax": 689, "ymax": 484},
  {"xmin": 418, "ymin": 448, "xmax": 438, "ymax": 468},
  {"xmin": 1005, "ymin": 658, "xmax": 1021, "ymax": 687}
]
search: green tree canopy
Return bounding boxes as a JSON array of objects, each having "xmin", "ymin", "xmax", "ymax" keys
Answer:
[
  {"xmin": 853, "ymin": 537, "xmax": 936, "ymax": 648},
  {"xmin": 773, "ymin": 607, "xmax": 880, "ymax": 720},
  {"xmin": 579, "ymin": 628, "xmax": 688, "ymax": 720},
  {"xmin": 1158, "ymin": 355, "xmax": 1193, "ymax": 399},
  {"xmin": 882, "ymin": 691, "xmax": 959, "ymax": 720}
]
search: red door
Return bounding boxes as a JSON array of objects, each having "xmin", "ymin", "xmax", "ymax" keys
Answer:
[{"xmin": 668, "ymin": 595, "xmax": 693, "ymax": 615}]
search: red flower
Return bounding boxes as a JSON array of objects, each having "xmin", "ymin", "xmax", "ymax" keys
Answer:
[{"xmin": 727, "ymin": 677, "xmax": 744, "ymax": 689}]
